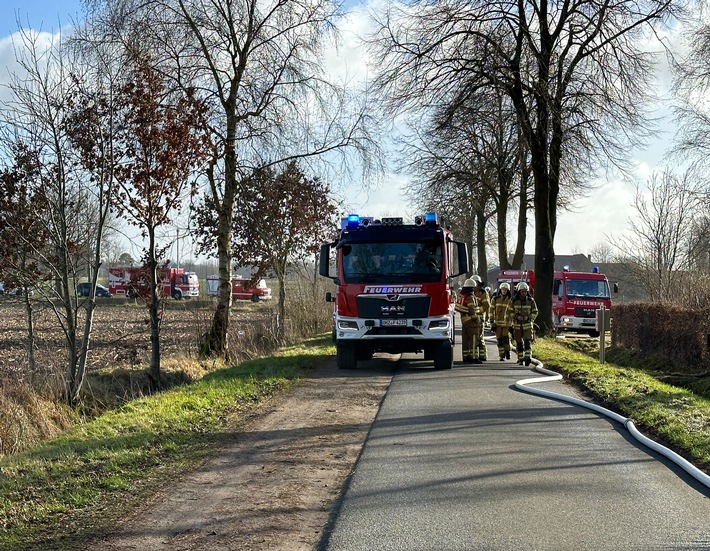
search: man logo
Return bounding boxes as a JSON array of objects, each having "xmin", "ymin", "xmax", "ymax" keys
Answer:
[{"xmin": 381, "ymin": 305, "xmax": 405, "ymax": 313}]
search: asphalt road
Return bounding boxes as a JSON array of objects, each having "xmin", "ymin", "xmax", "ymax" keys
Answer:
[{"xmin": 321, "ymin": 331, "xmax": 710, "ymax": 551}]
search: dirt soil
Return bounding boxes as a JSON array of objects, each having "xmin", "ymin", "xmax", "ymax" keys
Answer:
[{"xmin": 91, "ymin": 362, "xmax": 392, "ymax": 551}]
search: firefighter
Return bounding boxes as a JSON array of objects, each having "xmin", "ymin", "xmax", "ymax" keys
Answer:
[
  {"xmin": 471, "ymin": 275, "xmax": 491, "ymax": 363},
  {"xmin": 508, "ymin": 281, "xmax": 538, "ymax": 366},
  {"xmin": 454, "ymin": 278, "xmax": 477, "ymax": 363},
  {"xmin": 490, "ymin": 282, "xmax": 513, "ymax": 361}
]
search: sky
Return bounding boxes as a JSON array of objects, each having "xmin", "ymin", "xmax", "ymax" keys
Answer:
[{"xmin": 0, "ymin": 0, "xmax": 683, "ymax": 261}]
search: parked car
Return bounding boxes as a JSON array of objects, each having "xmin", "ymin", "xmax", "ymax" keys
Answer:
[{"xmin": 77, "ymin": 282, "xmax": 111, "ymax": 298}]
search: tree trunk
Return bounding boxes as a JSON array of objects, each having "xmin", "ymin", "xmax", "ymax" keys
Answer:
[
  {"xmin": 201, "ymin": 118, "xmax": 238, "ymax": 359},
  {"xmin": 277, "ymin": 271, "xmax": 287, "ymax": 346},
  {"xmin": 148, "ymin": 227, "xmax": 162, "ymax": 390},
  {"xmin": 496, "ymin": 172, "xmax": 511, "ymax": 270},
  {"xmin": 475, "ymin": 207, "xmax": 488, "ymax": 280}
]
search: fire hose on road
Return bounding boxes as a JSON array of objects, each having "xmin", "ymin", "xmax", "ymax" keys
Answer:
[{"xmin": 515, "ymin": 358, "xmax": 710, "ymax": 490}]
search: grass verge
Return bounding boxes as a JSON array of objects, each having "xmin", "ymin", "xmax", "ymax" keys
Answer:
[
  {"xmin": 0, "ymin": 336, "xmax": 335, "ymax": 551},
  {"xmin": 533, "ymin": 337, "xmax": 710, "ymax": 475}
]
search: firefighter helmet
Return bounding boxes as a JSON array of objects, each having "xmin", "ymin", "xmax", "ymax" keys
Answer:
[
  {"xmin": 499, "ymin": 282, "xmax": 510, "ymax": 291},
  {"xmin": 463, "ymin": 278, "xmax": 476, "ymax": 288},
  {"xmin": 516, "ymin": 282, "xmax": 529, "ymax": 291}
]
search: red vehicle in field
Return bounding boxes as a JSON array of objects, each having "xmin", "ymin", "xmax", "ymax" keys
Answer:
[
  {"xmin": 108, "ymin": 266, "xmax": 199, "ymax": 299},
  {"xmin": 319, "ymin": 213, "xmax": 469, "ymax": 370},
  {"xmin": 205, "ymin": 275, "xmax": 272, "ymax": 302},
  {"xmin": 497, "ymin": 266, "xmax": 617, "ymax": 336}
]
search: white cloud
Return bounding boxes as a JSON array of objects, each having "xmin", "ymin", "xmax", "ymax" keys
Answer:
[{"xmin": 552, "ymin": 179, "xmax": 638, "ymax": 255}]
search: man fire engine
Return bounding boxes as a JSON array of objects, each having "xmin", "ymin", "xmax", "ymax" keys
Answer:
[
  {"xmin": 319, "ymin": 213, "xmax": 469, "ymax": 370},
  {"xmin": 108, "ymin": 266, "xmax": 199, "ymax": 299},
  {"xmin": 497, "ymin": 266, "xmax": 617, "ymax": 336}
]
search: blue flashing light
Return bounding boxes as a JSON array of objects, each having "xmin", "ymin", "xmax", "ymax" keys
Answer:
[
  {"xmin": 424, "ymin": 212, "xmax": 438, "ymax": 226},
  {"xmin": 346, "ymin": 214, "xmax": 360, "ymax": 228},
  {"xmin": 563, "ymin": 265, "xmax": 570, "ymax": 272},
  {"xmin": 592, "ymin": 266, "xmax": 599, "ymax": 273}
]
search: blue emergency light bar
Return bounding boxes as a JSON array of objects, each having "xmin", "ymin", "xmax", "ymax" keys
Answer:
[{"xmin": 341, "ymin": 213, "xmax": 438, "ymax": 229}]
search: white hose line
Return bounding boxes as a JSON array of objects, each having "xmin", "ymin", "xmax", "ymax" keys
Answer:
[{"xmin": 515, "ymin": 359, "xmax": 710, "ymax": 490}]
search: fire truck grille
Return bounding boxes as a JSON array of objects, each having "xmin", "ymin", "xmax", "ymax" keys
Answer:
[
  {"xmin": 356, "ymin": 295, "xmax": 430, "ymax": 318},
  {"xmin": 575, "ymin": 307, "xmax": 596, "ymax": 318}
]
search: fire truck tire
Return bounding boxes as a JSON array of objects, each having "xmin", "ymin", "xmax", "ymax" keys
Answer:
[
  {"xmin": 356, "ymin": 347, "xmax": 373, "ymax": 361},
  {"xmin": 336, "ymin": 343, "xmax": 357, "ymax": 370},
  {"xmin": 433, "ymin": 341, "xmax": 453, "ymax": 370},
  {"xmin": 172, "ymin": 290, "xmax": 183, "ymax": 300},
  {"xmin": 251, "ymin": 294, "xmax": 260, "ymax": 302},
  {"xmin": 588, "ymin": 330, "xmax": 600, "ymax": 337}
]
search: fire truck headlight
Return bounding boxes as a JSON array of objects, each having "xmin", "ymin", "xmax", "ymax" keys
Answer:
[
  {"xmin": 338, "ymin": 320, "xmax": 359, "ymax": 330},
  {"xmin": 428, "ymin": 319, "xmax": 450, "ymax": 330},
  {"xmin": 561, "ymin": 317, "xmax": 573, "ymax": 326}
]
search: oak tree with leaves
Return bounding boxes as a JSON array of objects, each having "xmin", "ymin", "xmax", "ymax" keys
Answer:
[{"xmin": 197, "ymin": 160, "xmax": 338, "ymax": 344}]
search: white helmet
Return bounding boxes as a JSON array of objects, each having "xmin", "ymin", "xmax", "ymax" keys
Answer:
[
  {"xmin": 463, "ymin": 278, "xmax": 476, "ymax": 288},
  {"xmin": 516, "ymin": 282, "xmax": 529, "ymax": 291},
  {"xmin": 499, "ymin": 282, "xmax": 510, "ymax": 291},
  {"xmin": 471, "ymin": 275, "xmax": 482, "ymax": 284}
]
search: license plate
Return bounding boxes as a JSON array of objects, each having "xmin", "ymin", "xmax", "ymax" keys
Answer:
[
  {"xmin": 583, "ymin": 318, "xmax": 594, "ymax": 323},
  {"xmin": 381, "ymin": 319, "xmax": 406, "ymax": 327}
]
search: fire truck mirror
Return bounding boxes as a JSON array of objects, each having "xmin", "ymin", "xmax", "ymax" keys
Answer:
[
  {"xmin": 325, "ymin": 292, "xmax": 335, "ymax": 303},
  {"xmin": 613, "ymin": 282, "xmax": 619, "ymax": 294}
]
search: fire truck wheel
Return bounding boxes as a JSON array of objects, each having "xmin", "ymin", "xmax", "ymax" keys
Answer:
[
  {"xmin": 588, "ymin": 330, "xmax": 600, "ymax": 338},
  {"xmin": 336, "ymin": 343, "xmax": 357, "ymax": 370},
  {"xmin": 172, "ymin": 290, "xmax": 183, "ymax": 300},
  {"xmin": 251, "ymin": 294, "xmax": 259, "ymax": 302},
  {"xmin": 356, "ymin": 348, "xmax": 373, "ymax": 361},
  {"xmin": 433, "ymin": 341, "xmax": 453, "ymax": 370}
]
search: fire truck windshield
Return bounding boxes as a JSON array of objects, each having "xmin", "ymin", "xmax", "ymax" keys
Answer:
[
  {"xmin": 342, "ymin": 241, "xmax": 443, "ymax": 283},
  {"xmin": 565, "ymin": 279, "xmax": 610, "ymax": 299}
]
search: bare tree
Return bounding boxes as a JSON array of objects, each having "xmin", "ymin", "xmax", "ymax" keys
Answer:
[
  {"xmin": 671, "ymin": 19, "xmax": 710, "ymax": 186},
  {"xmin": 0, "ymin": 28, "xmax": 116, "ymax": 404},
  {"xmin": 368, "ymin": 0, "xmax": 677, "ymax": 334},
  {"xmin": 404, "ymin": 89, "xmax": 532, "ymax": 272},
  {"xmin": 612, "ymin": 169, "xmax": 704, "ymax": 301},
  {"xmin": 85, "ymin": 0, "xmax": 380, "ymax": 358}
]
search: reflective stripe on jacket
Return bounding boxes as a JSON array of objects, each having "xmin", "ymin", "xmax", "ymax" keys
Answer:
[
  {"xmin": 455, "ymin": 291, "xmax": 476, "ymax": 323},
  {"xmin": 507, "ymin": 295, "xmax": 538, "ymax": 330},
  {"xmin": 491, "ymin": 292, "xmax": 512, "ymax": 325}
]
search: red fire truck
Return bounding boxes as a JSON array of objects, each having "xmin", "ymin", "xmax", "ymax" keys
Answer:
[
  {"xmin": 319, "ymin": 213, "xmax": 469, "ymax": 370},
  {"xmin": 205, "ymin": 275, "xmax": 272, "ymax": 301},
  {"xmin": 497, "ymin": 267, "xmax": 617, "ymax": 336},
  {"xmin": 108, "ymin": 266, "xmax": 199, "ymax": 299}
]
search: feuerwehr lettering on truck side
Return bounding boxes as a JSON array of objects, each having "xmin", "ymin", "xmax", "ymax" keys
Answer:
[{"xmin": 363, "ymin": 285, "xmax": 423, "ymax": 294}]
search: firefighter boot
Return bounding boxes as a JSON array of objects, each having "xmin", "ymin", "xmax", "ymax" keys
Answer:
[{"xmin": 524, "ymin": 340, "xmax": 532, "ymax": 366}]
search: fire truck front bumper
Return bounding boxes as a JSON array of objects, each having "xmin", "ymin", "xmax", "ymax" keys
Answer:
[{"xmin": 334, "ymin": 315, "xmax": 453, "ymax": 342}]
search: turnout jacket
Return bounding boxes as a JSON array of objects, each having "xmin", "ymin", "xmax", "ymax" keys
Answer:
[
  {"xmin": 490, "ymin": 291, "xmax": 513, "ymax": 326},
  {"xmin": 472, "ymin": 287, "xmax": 491, "ymax": 318},
  {"xmin": 455, "ymin": 290, "xmax": 476, "ymax": 324},
  {"xmin": 507, "ymin": 294, "xmax": 538, "ymax": 331}
]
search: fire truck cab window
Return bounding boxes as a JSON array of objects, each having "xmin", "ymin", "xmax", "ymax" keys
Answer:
[
  {"xmin": 342, "ymin": 241, "xmax": 443, "ymax": 283},
  {"xmin": 566, "ymin": 279, "xmax": 610, "ymax": 298}
]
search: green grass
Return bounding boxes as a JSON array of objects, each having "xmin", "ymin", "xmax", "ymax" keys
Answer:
[
  {"xmin": 0, "ymin": 335, "xmax": 335, "ymax": 550},
  {"xmin": 533, "ymin": 337, "xmax": 710, "ymax": 473}
]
